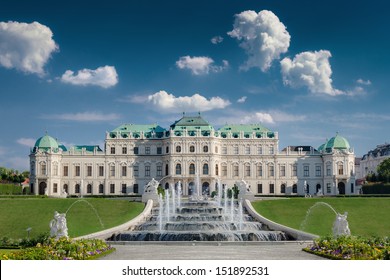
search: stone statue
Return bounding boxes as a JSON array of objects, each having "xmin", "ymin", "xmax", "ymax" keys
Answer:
[
  {"xmin": 332, "ymin": 212, "xmax": 351, "ymax": 237},
  {"xmin": 236, "ymin": 179, "xmax": 252, "ymax": 194},
  {"xmin": 144, "ymin": 178, "xmax": 159, "ymax": 194},
  {"xmin": 50, "ymin": 211, "xmax": 68, "ymax": 238}
]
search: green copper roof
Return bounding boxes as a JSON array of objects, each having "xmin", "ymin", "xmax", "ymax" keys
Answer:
[
  {"xmin": 34, "ymin": 134, "xmax": 59, "ymax": 150},
  {"xmin": 72, "ymin": 145, "xmax": 102, "ymax": 153},
  {"xmin": 110, "ymin": 124, "xmax": 166, "ymax": 138},
  {"xmin": 320, "ymin": 134, "xmax": 350, "ymax": 152},
  {"xmin": 217, "ymin": 124, "xmax": 273, "ymax": 138},
  {"xmin": 170, "ymin": 115, "xmax": 214, "ymax": 131}
]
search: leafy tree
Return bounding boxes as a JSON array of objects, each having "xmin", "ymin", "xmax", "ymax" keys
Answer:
[{"xmin": 377, "ymin": 158, "xmax": 390, "ymax": 183}]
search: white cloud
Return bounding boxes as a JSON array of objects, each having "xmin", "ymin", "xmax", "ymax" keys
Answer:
[
  {"xmin": 211, "ymin": 35, "xmax": 224, "ymax": 44},
  {"xmin": 228, "ymin": 10, "xmax": 290, "ymax": 72},
  {"xmin": 17, "ymin": 138, "xmax": 36, "ymax": 147},
  {"xmin": 60, "ymin": 65, "xmax": 118, "ymax": 88},
  {"xmin": 356, "ymin": 79, "xmax": 371, "ymax": 86},
  {"xmin": 0, "ymin": 21, "xmax": 58, "ymax": 75},
  {"xmin": 237, "ymin": 96, "xmax": 247, "ymax": 103},
  {"xmin": 146, "ymin": 90, "xmax": 231, "ymax": 113},
  {"xmin": 280, "ymin": 50, "xmax": 344, "ymax": 96},
  {"xmin": 42, "ymin": 112, "xmax": 120, "ymax": 122},
  {"xmin": 176, "ymin": 56, "xmax": 228, "ymax": 75}
]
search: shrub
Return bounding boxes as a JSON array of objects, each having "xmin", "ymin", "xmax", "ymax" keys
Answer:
[{"xmin": 1, "ymin": 237, "xmax": 114, "ymax": 260}]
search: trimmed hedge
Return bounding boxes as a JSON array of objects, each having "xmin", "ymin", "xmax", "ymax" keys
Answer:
[{"xmin": 362, "ymin": 183, "xmax": 390, "ymax": 194}]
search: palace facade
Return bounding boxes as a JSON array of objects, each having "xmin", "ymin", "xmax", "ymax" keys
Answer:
[{"xmin": 29, "ymin": 115, "xmax": 357, "ymax": 197}]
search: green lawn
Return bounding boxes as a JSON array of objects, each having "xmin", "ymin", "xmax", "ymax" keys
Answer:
[
  {"xmin": 252, "ymin": 197, "xmax": 390, "ymax": 237},
  {"xmin": 0, "ymin": 198, "xmax": 144, "ymax": 239}
]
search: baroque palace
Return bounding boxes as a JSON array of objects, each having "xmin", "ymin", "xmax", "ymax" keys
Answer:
[{"xmin": 29, "ymin": 114, "xmax": 357, "ymax": 197}]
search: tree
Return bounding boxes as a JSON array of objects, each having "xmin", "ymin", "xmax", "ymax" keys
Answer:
[{"xmin": 377, "ymin": 158, "xmax": 390, "ymax": 183}]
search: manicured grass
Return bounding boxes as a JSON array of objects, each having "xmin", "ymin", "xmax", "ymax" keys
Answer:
[
  {"xmin": 252, "ymin": 197, "xmax": 390, "ymax": 237},
  {"xmin": 0, "ymin": 198, "xmax": 145, "ymax": 239}
]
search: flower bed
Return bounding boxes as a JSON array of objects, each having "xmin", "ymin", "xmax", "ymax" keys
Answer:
[
  {"xmin": 1, "ymin": 237, "xmax": 114, "ymax": 260},
  {"xmin": 304, "ymin": 235, "xmax": 390, "ymax": 260}
]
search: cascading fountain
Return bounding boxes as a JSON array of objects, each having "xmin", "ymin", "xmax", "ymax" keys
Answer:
[{"xmin": 112, "ymin": 179, "xmax": 289, "ymax": 242}]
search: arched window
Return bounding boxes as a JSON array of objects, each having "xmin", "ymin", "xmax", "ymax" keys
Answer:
[
  {"xmin": 166, "ymin": 146, "xmax": 169, "ymax": 153},
  {"xmin": 338, "ymin": 162, "xmax": 344, "ymax": 175},
  {"xmin": 215, "ymin": 164, "xmax": 219, "ymax": 176},
  {"xmin": 99, "ymin": 184, "xmax": 104, "ymax": 194},
  {"xmin": 203, "ymin": 163, "xmax": 209, "ymax": 175},
  {"xmin": 292, "ymin": 184, "xmax": 297, "ymax": 193},
  {"xmin": 215, "ymin": 146, "xmax": 218, "ymax": 153},
  {"xmin": 190, "ymin": 145, "xmax": 195, "ymax": 152},
  {"xmin": 203, "ymin": 145, "xmax": 208, "ymax": 153},
  {"xmin": 176, "ymin": 145, "xmax": 181, "ymax": 153},
  {"xmin": 87, "ymin": 184, "xmax": 92, "ymax": 194},
  {"xmin": 165, "ymin": 164, "xmax": 169, "ymax": 176},
  {"xmin": 281, "ymin": 184, "xmax": 286, "ymax": 193},
  {"xmin": 40, "ymin": 162, "xmax": 47, "ymax": 176},
  {"xmin": 75, "ymin": 184, "xmax": 80, "ymax": 193},
  {"xmin": 175, "ymin": 163, "xmax": 181, "ymax": 175},
  {"xmin": 63, "ymin": 184, "xmax": 68, "ymax": 193},
  {"xmin": 189, "ymin": 163, "xmax": 195, "ymax": 175}
]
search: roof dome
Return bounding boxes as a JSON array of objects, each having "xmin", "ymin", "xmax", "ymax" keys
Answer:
[
  {"xmin": 324, "ymin": 133, "xmax": 350, "ymax": 151},
  {"xmin": 34, "ymin": 134, "xmax": 59, "ymax": 150}
]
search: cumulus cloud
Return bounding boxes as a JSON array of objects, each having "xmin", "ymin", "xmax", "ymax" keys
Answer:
[
  {"xmin": 280, "ymin": 50, "xmax": 344, "ymax": 96},
  {"xmin": 146, "ymin": 90, "xmax": 231, "ymax": 113},
  {"xmin": 60, "ymin": 65, "xmax": 118, "ymax": 88},
  {"xmin": 41, "ymin": 112, "xmax": 120, "ymax": 122},
  {"xmin": 228, "ymin": 10, "xmax": 290, "ymax": 72},
  {"xmin": 176, "ymin": 56, "xmax": 228, "ymax": 75},
  {"xmin": 0, "ymin": 21, "xmax": 58, "ymax": 75},
  {"xmin": 17, "ymin": 138, "xmax": 36, "ymax": 147},
  {"xmin": 237, "ymin": 96, "xmax": 247, "ymax": 103},
  {"xmin": 211, "ymin": 35, "xmax": 224, "ymax": 44}
]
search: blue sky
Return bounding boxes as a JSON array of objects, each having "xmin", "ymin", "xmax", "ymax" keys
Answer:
[{"xmin": 0, "ymin": 0, "xmax": 389, "ymax": 171}]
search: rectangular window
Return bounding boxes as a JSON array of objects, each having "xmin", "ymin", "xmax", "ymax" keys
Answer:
[
  {"xmin": 233, "ymin": 165, "xmax": 239, "ymax": 177},
  {"xmin": 122, "ymin": 147, "xmax": 127, "ymax": 154},
  {"xmin": 222, "ymin": 146, "xmax": 227, "ymax": 155},
  {"xmin": 133, "ymin": 184, "xmax": 139, "ymax": 194},
  {"xmin": 245, "ymin": 146, "xmax": 250, "ymax": 155},
  {"xmin": 257, "ymin": 165, "xmax": 263, "ymax": 177},
  {"xmin": 110, "ymin": 165, "xmax": 115, "ymax": 177},
  {"xmin": 268, "ymin": 165, "xmax": 274, "ymax": 177},
  {"xmin": 257, "ymin": 184, "xmax": 263, "ymax": 194},
  {"xmin": 303, "ymin": 165, "xmax": 310, "ymax": 177},
  {"xmin": 351, "ymin": 183, "xmax": 354, "ymax": 193},
  {"xmin": 222, "ymin": 165, "xmax": 227, "ymax": 176},
  {"xmin": 110, "ymin": 184, "xmax": 115, "ymax": 194},
  {"xmin": 316, "ymin": 165, "xmax": 321, "ymax": 177},
  {"xmin": 245, "ymin": 165, "xmax": 250, "ymax": 177},
  {"xmin": 87, "ymin": 165, "xmax": 92, "ymax": 177},
  {"xmin": 75, "ymin": 166, "xmax": 80, "ymax": 177},
  {"xmin": 133, "ymin": 166, "xmax": 139, "ymax": 177},
  {"xmin": 145, "ymin": 166, "xmax": 151, "ymax": 177},
  {"xmin": 110, "ymin": 147, "xmax": 115, "ymax": 154},
  {"xmin": 157, "ymin": 165, "xmax": 162, "ymax": 176},
  {"xmin": 53, "ymin": 183, "xmax": 58, "ymax": 193},
  {"xmin": 63, "ymin": 166, "xmax": 69, "ymax": 177},
  {"xmin": 269, "ymin": 146, "xmax": 274, "ymax": 155},
  {"xmin": 121, "ymin": 166, "xmax": 127, "ymax": 177},
  {"xmin": 327, "ymin": 183, "xmax": 331, "ymax": 193},
  {"xmin": 53, "ymin": 165, "xmax": 58, "ymax": 176},
  {"xmin": 326, "ymin": 164, "xmax": 331, "ymax": 176},
  {"xmin": 157, "ymin": 147, "xmax": 162, "ymax": 154},
  {"xmin": 233, "ymin": 146, "xmax": 239, "ymax": 155},
  {"xmin": 122, "ymin": 184, "xmax": 127, "ymax": 194},
  {"xmin": 292, "ymin": 165, "xmax": 297, "ymax": 177},
  {"xmin": 280, "ymin": 165, "xmax": 286, "ymax": 177},
  {"xmin": 99, "ymin": 166, "xmax": 104, "ymax": 177},
  {"xmin": 145, "ymin": 147, "xmax": 150, "ymax": 155},
  {"xmin": 257, "ymin": 146, "xmax": 263, "ymax": 155},
  {"xmin": 134, "ymin": 147, "xmax": 139, "ymax": 154},
  {"xmin": 269, "ymin": 184, "xmax": 275, "ymax": 193}
]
